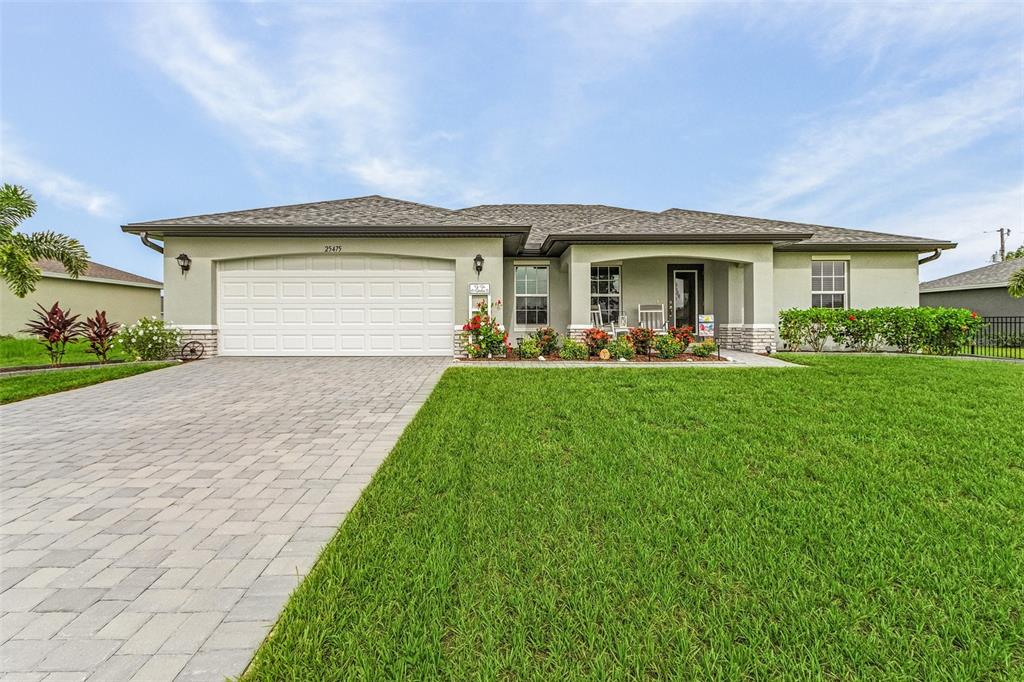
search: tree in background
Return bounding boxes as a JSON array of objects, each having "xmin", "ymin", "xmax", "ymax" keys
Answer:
[
  {"xmin": 0, "ymin": 183, "xmax": 89, "ymax": 297},
  {"xmin": 1003, "ymin": 245, "xmax": 1024, "ymax": 261}
]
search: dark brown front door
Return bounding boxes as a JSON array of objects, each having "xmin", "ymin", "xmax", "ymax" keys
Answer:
[{"xmin": 669, "ymin": 268, "xmax": 698, "ymax": 328}]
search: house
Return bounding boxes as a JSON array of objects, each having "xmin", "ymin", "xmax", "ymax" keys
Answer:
[
  {"xmin": 920, "ymin": 259, "xmax": 1024, "ymax": 316},
  {"xmin": 1, "ymin": 259, "xmax": 162, "ymax": 335},
  {"xmin": 121, "ymin": 196, "xmax": 954, "ymax": 356}
]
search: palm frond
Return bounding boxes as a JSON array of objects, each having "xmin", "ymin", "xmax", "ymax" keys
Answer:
[
  {"xmin": 15, "ymin": 231, "xmax": 89, "ymax": 277},
  {"xmin": 1009, "ymin": 268, "xmax": 1024, "ymax": 299},
  {"xmin": 0, "ymin": 242, "xmax": 43, "ymax": 298},
  {"xmin": 0, "ymin": 183, "xmax": 37, "ymax": 234}
]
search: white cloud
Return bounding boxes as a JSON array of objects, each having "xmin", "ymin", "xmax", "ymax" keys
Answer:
[
  {"xmin": 130, "ymin": 3, "xmax": 441, "ymax": 198},
  {"xmin": 0, "ymin": 127, "xmax": 119, "ymax": 216}
]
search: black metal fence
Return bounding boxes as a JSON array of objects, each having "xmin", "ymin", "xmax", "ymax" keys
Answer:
[{"xmin": 966, "ymin": 316, "xmax": 1024, "ymax": 360}]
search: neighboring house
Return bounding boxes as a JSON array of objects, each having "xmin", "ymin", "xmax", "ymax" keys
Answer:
[
  {"xmin": 920, "ymin": 259, "xmax": 1024, "ymax": 316},
  {"xmin": 121, "ymin": 195, "xmax": 954, "ymax": 356},
  {"xmin": 0, "ymin": 259, "xmax": 163, "ymax": 335}
]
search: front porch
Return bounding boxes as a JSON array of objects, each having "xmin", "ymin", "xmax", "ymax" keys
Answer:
[{"xmin": 560, "ymin": 244, "xmax": 778, "ymax": 353}]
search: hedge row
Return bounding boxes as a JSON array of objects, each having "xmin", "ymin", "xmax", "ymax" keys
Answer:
[{"xmin": 779, "ymin": 307, "xmax": 984, "ymax": 355}]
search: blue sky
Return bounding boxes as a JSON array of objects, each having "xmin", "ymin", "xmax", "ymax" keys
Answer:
[{"xmin": 2, "ymin": 1, "xmax": 1022, "ymax": 282}]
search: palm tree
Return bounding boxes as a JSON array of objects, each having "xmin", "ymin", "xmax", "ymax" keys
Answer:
[
  {"xmin": 0, "ymin": 183, "xmax": 89, "ymax": 297},
  {"xmin": 1009, "ymin": 267, "xmax": 1024, "ymax": 299}
]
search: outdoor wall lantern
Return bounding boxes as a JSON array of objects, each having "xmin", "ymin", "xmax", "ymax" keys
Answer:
[
  {"xmin": 473, "ymin": 254, "xmax": 484, "ymax": 277},
  {"xmin": 176, "ymin": 253, "xmax": 192, "ymax": 275}
]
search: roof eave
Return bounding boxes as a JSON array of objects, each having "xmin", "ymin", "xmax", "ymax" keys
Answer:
[
  {"xmin": 776, "ymin": 241, "xmax": 957, "ymax": 252},
  {"xmin": 920, "ymin": 281, "xmax": 1010, "ymax": 293},
  {"xmin": 539, "ymin": 232, "xmax": 813, "ymax": 256}
]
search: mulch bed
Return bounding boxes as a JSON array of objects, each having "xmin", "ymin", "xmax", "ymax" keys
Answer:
[{"xmin": 461, "ymin": 353, "xmax": 725, "ymax": 363}]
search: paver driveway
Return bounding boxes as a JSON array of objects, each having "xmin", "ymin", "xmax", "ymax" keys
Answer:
[{"xmin": 0, "ymin": 357, "xmax": 449, "ymax": 681}]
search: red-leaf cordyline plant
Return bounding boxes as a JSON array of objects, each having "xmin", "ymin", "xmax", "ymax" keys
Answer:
[
  {"xmin": 21, "ymin": 301, "xmax": 84, "ymax": 366},
  {"xmin": 82, "ymin": 310, "xmax": 121, "ymax": 363}
]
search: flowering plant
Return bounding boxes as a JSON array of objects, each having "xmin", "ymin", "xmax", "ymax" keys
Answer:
[
  {"xmin": 581, "ymin": 327, "xmax": 611, "ymax": 355},
  {"xmin": 690, "ymin": 338, "xmax": 718, "ymax": 357},
  {"xmin": 654, "ymin": 334, "xmax": 684, "ymax": 358},
  {"xmin": 117, "ymin": 316, "xmax": 183, "ymax": 361},
  {"xmin": 21, "ymin": 301, "xmax": 83, "ymax": 366},
  {"xmin": 668, "ymin": 325, "xmax": 695, "ymax": 346},
  {"xmin": 531, "ymin": 327, "xmax": 560, "ymax": 355},
  {"xmin": 626, "ymin": 327, "xmax": 656, "ymax": 357},
  {"xmin": 460, "ymin": 300, "xmax": 508, "ymax": 358},
  {"xmin": 558, "ymin": 338, "xmax": 589, "ymax": 360}
]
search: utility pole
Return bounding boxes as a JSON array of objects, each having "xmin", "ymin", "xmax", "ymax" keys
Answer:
[{"xmin": 987, "ymin": 227, "xmax": 1011, "ymax": 261}]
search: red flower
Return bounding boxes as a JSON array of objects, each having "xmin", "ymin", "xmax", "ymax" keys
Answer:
[
  {"xmin": 848, "ymin": 315, "xmax": 856, "ymax": 321},
  {"xmin": 971, "ymin": 311, "xmax": 978, "ymax": 318}
]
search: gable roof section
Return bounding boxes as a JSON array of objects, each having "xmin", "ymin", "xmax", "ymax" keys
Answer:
[
  {"xmin": 920, "ymin": 259, "xmax": 1023, "ymax": 292},
  {"xmin": 456, "ymin": 204, "xmax": 646, "ymax": 250},
  {"xmin": 38, "ymin": 259, "xmax": 162, "ymax": 288}
]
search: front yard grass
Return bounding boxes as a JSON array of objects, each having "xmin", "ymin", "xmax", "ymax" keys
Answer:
[
  {"xmin": 0, "ymin": 336, "xmax": 130, "ymax": 368},
  {"xmin": 245, "ymin": 355, "xmax": 1023, "ymax": 680},
  {"xmin": 0, "ymin": 362, "xmax": 174, "ymax": 404}
]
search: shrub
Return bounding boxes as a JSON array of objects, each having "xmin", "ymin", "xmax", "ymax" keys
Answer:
[
  {"xmin": 460, "ymin": 300, "xmax": 509, "ymax": 358},
  {"xmin": 608, "ymin": 337, "xmax": 635, "ymax": 360},
  {"xmin": 559, "ymin": 338, "xmax": 589, "ymax": 360},
  {"xmin": 690, "ymin": 338, "xmax": 718, "ymax": 357},
  {"xmin": 117, "ymin": 317, "xmax": 183, "ymax": 361},
  {"xmin": 517, "ymin": 336, "xmax": 541, "ymax": 359},
  {"xmin": 627, "ymin": 327, "xmax": 656, "ymax": 357},
  {"xmin": 779, "ymin": 306, "xmax": 984, "ymax": 355},
  {"xmin": 82, "ymin": 310, "xmax": 121, "ymax": 363},
  {"xmin": 835, "ymin": 309, "xmax": 885, "ymax": 352},
  {"xmin": 582, "ymin": 327, "xmax": 611, "ymax": 355},
  {"xmin": 654, "ymin": 334, "xmax": 683, "ymax": 358},
  {"xmin": 668, "ymin": 325, "xmax": 695, "ymax": 346},
  {"xmin": 531, "ymin": 327, "xmax": 560, "ymax": 355},
  {"xmin": 22, "ymin": 301, "xmax": 83, "ymax": 366}
]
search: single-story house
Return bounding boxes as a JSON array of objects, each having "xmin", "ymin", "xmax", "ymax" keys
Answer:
[
  {"xmin": 1, "ymin": 259, "xmax": 163, "ymax": 335},
  {"xmin": 920, "ymin": 259, "xmax": 1024, "ymax": 316},
  {"xmin": 121, "ymin": 195, "xmax": 955, "ymax": 356}
]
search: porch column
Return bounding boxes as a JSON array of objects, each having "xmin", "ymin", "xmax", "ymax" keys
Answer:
[
  {"xmin": 740, "ymin": 259, "xmax": 777, "ymax": 353},
  {"xmin": 566, "ymin": 246, "xmax": 591, "ymax": 341},
  {"xmin": 715, "ymin": 263, "xmax": 747, "ymax": 350}
]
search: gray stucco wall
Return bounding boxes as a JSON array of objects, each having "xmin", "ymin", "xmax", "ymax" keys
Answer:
[
  {"xmin": 1, "ymin": 277, "xmax": 162, "ymax": 335},
  {"xmin": 920, "ymin": 287, "xmax": 1024, "ymax": 316}
]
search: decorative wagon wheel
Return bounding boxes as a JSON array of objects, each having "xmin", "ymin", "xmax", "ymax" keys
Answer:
[{"xmin": 179, "ymin": 340, "xmax": 205, "ymax": 362}]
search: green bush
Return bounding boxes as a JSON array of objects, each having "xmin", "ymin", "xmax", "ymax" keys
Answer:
[
  {"xmin": 582, "ymin": 328, "xmax": 611, "ymax": 355},
  {"xmin": 459, "ymin": 301, "xmax": 508, "ymax": 358},
  {"xmin": 627, "ymin": 327, "xmax": 656, "ymax": 357},
  {"xmin": 531, "ymin": 327, "xmax": 560, "ymax": 355},
  {"xmin": 517, "ymin": 336, "xmax": 541, "ymax": 359},
  {"xmin": 690, "ymin": 339, "xmax": 718, "ymax": 357},
  {"xmin": 608, "ymin": 337, "xmax": 635, "ymax": 360},
  {"xmin": 778, "ymin": 307, "xmax": 984, "ymax": 355},
  {"xmin": 117, "ymin": 317, "xmax": 183, "ymax": 361},
  {"xmin": 654, "ymin": 335, "xmax": 683, "ymax": 358},
  {"xmin": 559, "ymin": 338, "xmax": 589, "ymax": 360}
]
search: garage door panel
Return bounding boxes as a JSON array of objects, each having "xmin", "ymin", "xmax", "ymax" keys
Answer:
[{"xmin": 218, "ymin": 254, "xmax": 454, "ymax": 356}]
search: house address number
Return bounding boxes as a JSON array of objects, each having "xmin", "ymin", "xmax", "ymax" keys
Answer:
[{"xmin": 323, "ymin": 245, "xmax": 344, "ymax": 253}]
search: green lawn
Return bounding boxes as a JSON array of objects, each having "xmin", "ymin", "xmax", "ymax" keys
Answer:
[
  {"xmin": 0, "ymin": 336, "xmax": 130, "ymax": 368},
  {"xmin": 244, "ymin": 355, "xmax": 1023, "ymax": 680},
  {"xmin": 0, "ymin": 362, "xmax": 174, "ymax": 404}
]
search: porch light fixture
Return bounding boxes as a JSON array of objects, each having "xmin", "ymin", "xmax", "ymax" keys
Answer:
[
  {"xmin": 473, "ymin": 254, "xmax": 484, "ymax": 277},
  {"xmin": 176, "ymin": 253, "xmax": 192, "ymax": 275}
]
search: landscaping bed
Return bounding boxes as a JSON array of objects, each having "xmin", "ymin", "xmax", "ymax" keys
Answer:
[
  {"xmin": 0, "ymin": 362, "xmax": 176, "ymax": 404},
  {"xmin": 244, "ymin": 355, "xmax": 1024, "ymax": 680},
  {"xmin": 459, "ymin": 352, "xmax": 725, "ymax": 362}
]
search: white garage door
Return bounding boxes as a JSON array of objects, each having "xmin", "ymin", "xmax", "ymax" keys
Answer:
[{"xmin": 217, "ymin": 254, "xmax": 454, "ymax": 356}]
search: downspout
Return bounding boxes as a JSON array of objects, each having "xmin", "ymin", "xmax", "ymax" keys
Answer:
[
  {"xmin": 140, "ymin": 232, "xmax": 164, "ymax": 254},
  {"xmin": 918, "ymin": 249, "xmax": 942, "ymax": 265}
]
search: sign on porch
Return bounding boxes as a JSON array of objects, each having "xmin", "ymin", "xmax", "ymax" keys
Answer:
[
  {"xmin": 698, "ymin": 314, "xmax": 715, "ymax": 337},
  {"xmin": 468, "ymin": 282, "xmax": 490, "ymax": 295}
]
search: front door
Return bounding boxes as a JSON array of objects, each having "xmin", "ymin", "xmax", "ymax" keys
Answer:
[{"xmin": 669, "ymin": 268, "xmax": 698, "ymax": 329}]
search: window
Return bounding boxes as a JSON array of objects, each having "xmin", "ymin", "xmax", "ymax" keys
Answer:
[
  {"xmin": 811, "ymin": 260, "xmax": 847, "ymax": 308},
  {"xmin": 515, "ymin": 265, "xmax": 548, "ymax": 326},
  {"xmin": 591, "ymin": 266, "xmax": 621, "ymax": 322}
]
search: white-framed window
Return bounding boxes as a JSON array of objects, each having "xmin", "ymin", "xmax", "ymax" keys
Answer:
[
  {"xmin": 591, "ymin": 265, "xmax": 621, "ymax": 322},
  {"xmin": 515, "ymin": 265, "xmax": 548, "ymax": 326},
  {"xmin": 811, "ymin": 260, "xmax": 847, "ymax": 308}
]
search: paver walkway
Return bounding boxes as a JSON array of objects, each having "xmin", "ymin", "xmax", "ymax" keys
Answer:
[{"xmin": 0, "ymin": 357, "xmax": 448, "ymax": 681}]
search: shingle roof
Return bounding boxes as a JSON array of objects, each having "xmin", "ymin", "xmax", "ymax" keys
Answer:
[
  {"xmin": 122, "ymin": 194, "xmax": 955, "ymax": 254},
  {"xmin": 38, "ymin": 259, "xmax": 162, "ymax": 287},
  {"xmin": 920, "ymin": 259, "xmax": 1023, "ymax": 292},
  {"xmin": 126, "ymin": 195, "xmax": 520, "ymax": 229},
  {"xmin": 456, "ymin": 204, "xmax": 647, "ymax": 249}
]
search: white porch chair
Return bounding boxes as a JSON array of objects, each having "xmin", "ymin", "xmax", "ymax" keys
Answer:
[
  {"xmin": 610, "ymin": 314, "xmax": 630, "ymax": 338},
  {"xmin": 637, "ymin": 304, "xmax": 666, "ymax": 331},
  {"xmin": 590, "ymin": 304, "xmax": 604, "ymax": 328}
]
